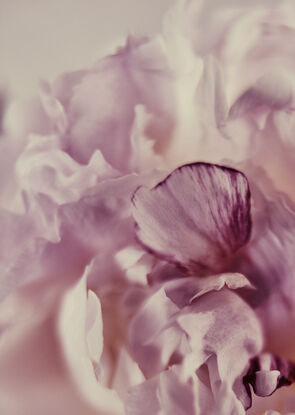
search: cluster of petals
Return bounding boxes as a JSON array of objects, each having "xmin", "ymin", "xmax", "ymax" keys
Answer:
[{"xmin": 1, "ymin": 0, "xmax": 295, "ymax": 414}]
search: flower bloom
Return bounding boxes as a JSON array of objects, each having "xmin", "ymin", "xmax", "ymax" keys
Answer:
[{"xmin": 1, "ymin": 0, "xmax": 295, "ymax": 414}]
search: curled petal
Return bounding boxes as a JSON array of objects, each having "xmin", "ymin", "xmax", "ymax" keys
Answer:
[
  {"xmin": 244, "ymin": 353, "xmax": 295, "ymax": 400},
  {"xmin": 58, "ymin": 270, "xmax": 124, "ymax": 414},
  {"xmin": 164, "ymin": 272, "xmax": 252, "ymax": 308},
  {"xmin": 132, "ymin": 162, "xmax": 251, "ymax": 274}
]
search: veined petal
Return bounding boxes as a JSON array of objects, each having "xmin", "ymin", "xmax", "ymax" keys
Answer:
[{"xmin": 132, "ymin": 162, "xmax": 251, "ymax": 274}]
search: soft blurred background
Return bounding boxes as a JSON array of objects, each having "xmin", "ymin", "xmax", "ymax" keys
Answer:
[{"xmin": 0, "ymin": 0, "xmax": 172, "ymax": 98}]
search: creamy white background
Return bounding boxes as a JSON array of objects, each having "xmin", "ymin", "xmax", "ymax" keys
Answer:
[{"xmin": 0, "ymin": 0, "xmax": 172, "ymax": 98}]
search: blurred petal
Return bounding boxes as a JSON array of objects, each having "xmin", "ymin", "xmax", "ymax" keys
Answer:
[
  {"xmin": 0, "ymin": 272, "xmax": 123, "ymax": 415},
  {"xmin": 16, "ymin": 133, "xmax": 119, "ymax": 205},
  {"xmin": 229, "ymin": 72, "xmax": 293, "ymax": 119},
  {"xmin": 125, "ymin": 377, "xmax": 160, "ymax": 415},
  {"xmin": 58, "ymin": 270, "xmax": 124, "ymax": 414},
  {"xmin": 247, "ymin": 384, "xmax": 295, "ymax": 415},
  {"xmin": 62, "ymin": 36, "xmax": 176, "ymax": 172},
  {"xmin": 235, "ymin": 187, "xmax": 295, "ymax": 359},
  {"xmin": 112, "ymin": 347, "xmax": 144, "ymax": 400},
  {"xmin": 172, "ymin": 0, "xmax": 295, "ymax": 101},
  {"xmin": 39, "ymin": 81, "xmax": 68, "ymax": 135},
  {"xmin": 126, "ymin": 363, "xmax": 246, "ymax": 415}
]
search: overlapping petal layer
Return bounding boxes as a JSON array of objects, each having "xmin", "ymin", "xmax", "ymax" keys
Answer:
[{"xmin": 128, "ymin": 273, "xmax": 263, "ymax": 412}]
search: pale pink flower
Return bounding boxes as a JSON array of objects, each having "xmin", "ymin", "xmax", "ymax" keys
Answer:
[{"xmin": 1, "ymin": 0, "xmax": 295, "ymax": 414}]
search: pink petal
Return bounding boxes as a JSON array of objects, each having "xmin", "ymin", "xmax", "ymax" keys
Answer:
[
  {"xmin": 229, "ymin": 72, "xmax": 293, "ymax": 119},
  {"xmin": 112, "ymin": 347, "xmax": 144, "ymax": 400},
  {"xmin": 126, "ymin": 364, "xmax": 246, "ymax": 415},
  {"xmin": 235, "ymin": 186, "xmax": 295, "ymax": 359},
  {"xmin": 164, "ymin": 272, "xmax": 252, "ymax": 308},
  {"xmin": 129, "ymin": 273, "xmax": 263, "ymax": 394},
  {"xmin": 177, "ymin": 289, "xmax": 263, "ymax": 386},
  {"xmin": 62, "ymin": 37, "xmax": 176, "ymax": 172},
  {"xmin": 172, "ymin": 0, "xmax": 295, "ymax": 103},
  {"xmin": 245, "ymin": 111, "xmax": 295, "ymax": 202},
  {"xmin": 158, "ymin": 367, "xmax": 200, "ymax": 415},
  {"xmin": 244, "ymin": 353, "xmax": 295, "ymax": 400},
  {"xmin": 129, "ymin": 286, "xmax": 184, "ymax": 377},
  {"xmin": 132, "ymin": 163, "xmax": 251, "ymax": 274},
  {"xmin": 125, "ymin": 377, "xmax": 160, "ymax": 415},
  {"xmin": 58, "ymin": 270, "xmax": 124, "ymax": 414},
  {"xmin": 0, "ymin": 273, "xmax": 123, "ymax": 415},
  {"xmin": 16, "ymin": 133, "xmax": 119, "ymax": 205}
]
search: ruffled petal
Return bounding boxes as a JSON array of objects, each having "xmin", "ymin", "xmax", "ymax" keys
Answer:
[
  {"xmin": 132, "ymin": 162, "xmax": 251, "ymax": 274},
  {"xmin": 62, "ymin": 36, "xmax": 176, "ymax": 172},
  {"xmin": 16, "ymin": 133, "xmax": 119, "ymax": 205},
  {"xmin": 0, "ymin": 122, "xmax": 166, "ymax": 299}
]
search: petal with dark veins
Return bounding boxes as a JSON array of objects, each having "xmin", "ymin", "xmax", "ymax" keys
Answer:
[{"xmin": 132, "ymin": 163, "xmax": 251, "ymax": 275}]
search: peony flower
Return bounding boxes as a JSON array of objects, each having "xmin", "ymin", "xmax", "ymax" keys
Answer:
[{"xmin": 1, "ymin": 0, "xmax": 295, "ymax": 414}]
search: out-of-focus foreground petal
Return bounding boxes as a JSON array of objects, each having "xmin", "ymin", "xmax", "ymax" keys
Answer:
[
  {"xmin": 0, "ymin": 267, "xmax": 124, "ymax": 415},
  {"xmin": 234, "ymin": 184, "xmax": 295, "ymax": 360}
]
